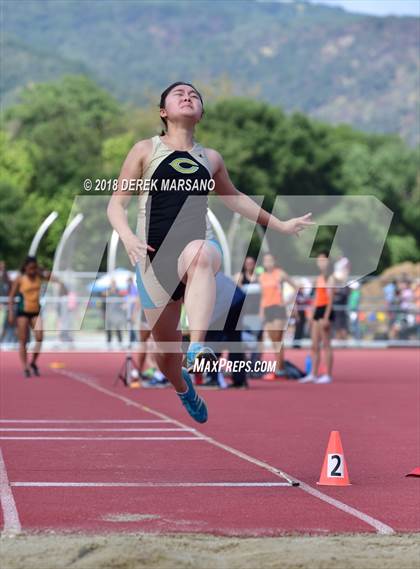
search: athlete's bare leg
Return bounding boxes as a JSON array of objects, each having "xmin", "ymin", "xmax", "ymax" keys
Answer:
[
  {"xmin": 138, "ymin": 328, "xmax": 151, "ymax": 372},
  {"xmin": 143, "ymin": 300, "xmax": 186, "ymax": 392},
  {"xmin": 16, "ymin": 317, "xmax": 29, "ymax": 369},
  {"xmin": 177, "ymin": 240, "xmax": 221, "ymax": 344},
  {"xmin": 266, "ymin": 322, "xmax": 285, "ymax": 371},
  {"xmin": 29, "ymin": 316, "xmax": 43, "ymax": 364},
  {"xmin": 320, "ymin": 321, "xmax": 333, "ymax": 376}
]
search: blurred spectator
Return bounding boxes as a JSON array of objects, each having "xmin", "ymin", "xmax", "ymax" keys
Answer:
[
  {"xmin": 258, "ymin": 253, "xmax": 296, "ymax": 378},
  {"xmin": 236, "ymin": 256, "xmax": 263, "ymax": 376},
  {"xmin": 334, "ymin": 257, "xmax": 350, "ymax": 280},
  {"xmin": 57, "ymin": 281, "xmax": 75, "ymax": 344},
  {"xmin": 0, "ymin": 261, "xmax": 17, "ymax": 344},
  {"xmin": 383, "ymin": 278, "xmax": 397, "ymax": 304},
  {"xmin": 205, "ymin": 272, "xmax": 247, "ymax": 388},
  {"xmin": 235, "ymin": 256, "xmax": 258, "ymax": 286},
  {"xmin": 292, "ymin": 287, "xmax": 311, "ymax": 348},
  {"xmin": 383, "ymin": 279, "xmax": 398, "ymax": 329},
  {"xmin": 415, "ymin": 280, "xmax": 420, "ymax": 328},
  {"xmin": 348, "ymin": 282, "xmax": 362, "ymax": 340},
  {"xmin": 299, "ymin": 252, "xmax": 335, "ymax": 384},
  {"xmin": 400, "ymin": 280, "xmax": 413, "ymax": 312},
  {"xmin": 333, "ymin": 257, "xmax": 350, "ymax": 340},
  {"xmin": 396, "ymin": 280, "xmax": 416, "ymax": 340},
  {"xmin": 334, "ymin": 285, "xmax": 350, "ymax": 340},
  {"xmin": 386, "ymin": 279, "xmax": 417, "ymax": 340},
  {"xmin": 103, "ymin": 279, "xmax": 125, "ymax": 348}
]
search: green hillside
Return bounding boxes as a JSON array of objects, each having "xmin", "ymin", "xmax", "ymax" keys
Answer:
[{"xmin": 1, "ymin": 0, "xmax": 419, "ymax": 144}]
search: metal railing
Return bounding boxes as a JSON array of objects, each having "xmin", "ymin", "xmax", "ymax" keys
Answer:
[{"xmin": 1, "ymin": 290, "xmax": 418, "ymax": 348}]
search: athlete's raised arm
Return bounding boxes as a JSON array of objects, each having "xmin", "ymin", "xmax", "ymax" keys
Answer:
[
  {"xmin": 107, "ymin": 139, "xmax": 155, "ymax": 266},
  {"xmin": 208, "ymin": 149, "xmax": 313, "ymax": 236}
]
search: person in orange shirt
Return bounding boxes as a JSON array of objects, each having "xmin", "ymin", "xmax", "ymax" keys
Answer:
[
  {"xmin": 414, "ymin": 280, "xmax": 420, "ymax": 326},
  {"xmin": 259, "ymin": 252, "xmax": 296, "ymax": 378},
  {"xmin": 8, "ymin": 256, "xmax": 61, "ymax": 378},
  {"xmin": 299, "ymin": 252, "xmax": 335, "ymax": 384}
]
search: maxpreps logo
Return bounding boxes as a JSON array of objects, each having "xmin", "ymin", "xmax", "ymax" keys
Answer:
[
  {"xmin": 169, "ymin": 157, "xmax": 199, "ymax": 174},
  {"xmin": 193, "ymin": 359, "xmax": 277, "ymax": 374}
]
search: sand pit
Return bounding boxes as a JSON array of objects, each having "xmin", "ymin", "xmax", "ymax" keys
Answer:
[{"xmin": 1, "ymin": 533, "xmax": 419, "ymax": 569}]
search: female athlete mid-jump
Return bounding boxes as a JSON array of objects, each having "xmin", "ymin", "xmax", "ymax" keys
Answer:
[{"xmin": 107, "ymin": 81, "xmax": 313, "ymax": 423}]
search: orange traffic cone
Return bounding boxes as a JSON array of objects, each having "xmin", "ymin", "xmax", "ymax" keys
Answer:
[
  {"xmin": 317, "ymin": 430, "xmax": 351, "ymax": 486},
  {"xmin": 406, "ymin": 467, "xmax": 420, "ymax": 477}
]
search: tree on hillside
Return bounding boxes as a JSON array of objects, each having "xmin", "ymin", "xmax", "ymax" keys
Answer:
[
  {"xmin": 2, "ymin": 76, "xmax": 125, "ymax": 267},
  {"xmin": 5, "ymin": 75, "xmax": 123, "ymax": 198}
]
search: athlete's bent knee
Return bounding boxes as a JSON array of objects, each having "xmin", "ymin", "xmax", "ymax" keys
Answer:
[{"xmin": 186, "ymin": 243, "xmax": 213, "ymax": 272}]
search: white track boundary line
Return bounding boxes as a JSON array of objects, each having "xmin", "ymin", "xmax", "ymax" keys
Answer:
[
  {"xmin": 0, "ymin": 437, "xmax": 200, "ymax": 441},
  {"xmin": 12, "ymin": 482, "xmax": 291, "ymax": 488},
  {"xmin": 58, "ymin": 370, "xmax": 395, "ymax": 535},
  {"xmin": 0, "ymin": 428, "xmax": 187, "ymax": 432},
  {"xmin": 0, "ymin": 449, "xmax": 21, "ymax": 537},
  {"xmin": 0, "ymin": 420, "xmax": 170, "ymax": 424}
]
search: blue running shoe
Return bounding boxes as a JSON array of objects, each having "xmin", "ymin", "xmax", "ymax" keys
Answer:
[
  {"xmin": 186, "ymin": 342, "xmax": 218, "ymax": 373},
  {"xmin": 177, "ymin": 367, "xmax": 208, "ymax": 423}
]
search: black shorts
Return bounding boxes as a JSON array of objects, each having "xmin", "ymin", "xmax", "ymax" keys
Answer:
[
  {"xmin": 264, "ymin": 305, "xmax": 287, "ymax": 323},
  {"xmin": 313, "ymin": 306, "xmax": 335, "ymax": 321},
  {"xmin": 17, "ymin": 310, "xmax": 40, "ymax": 319}
]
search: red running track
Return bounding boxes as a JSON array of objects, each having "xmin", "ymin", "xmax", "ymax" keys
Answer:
[{"xmin": 0, "ymin": 349, "xmax": 418, "ymax": 536}]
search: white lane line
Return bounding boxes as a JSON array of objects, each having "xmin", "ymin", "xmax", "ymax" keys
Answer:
[
  {"xmin": 12, "ymin": 481, "xmax": 291, "ymax": 488},
  {"xmin": 295, "ymin": 482, "xmax": 395, "ymax": 535},
  {"xmin": 0, "ymin": 449, "xmax": 21, "ymax": 536},
  {"xmin": 58, "ymin": 369, "xmax": 395, "ymax": 535},
  {"xmin": 0, "ymin": 428, "xmax": 187, "ymax": 432},
  {"xmin": 0, "ymin": 420, "xmax": 170, "ymax": 424},
  {"xmin": 0, "ymin": 437, "xmax": 200, "ymax": 441}
]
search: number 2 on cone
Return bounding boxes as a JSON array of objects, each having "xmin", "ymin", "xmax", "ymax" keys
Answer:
[{"xmin": 328, "ymin": 453, "xmax": 344, "ymax": 477}]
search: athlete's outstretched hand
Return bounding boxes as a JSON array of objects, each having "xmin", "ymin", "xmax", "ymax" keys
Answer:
[
  {"xmin": 122, "ymin": 233, "xmax": 155, "ymax": 266},
  {"xmin": 281, "ymin": 213, "xmax": 314, "ymax": 236}
]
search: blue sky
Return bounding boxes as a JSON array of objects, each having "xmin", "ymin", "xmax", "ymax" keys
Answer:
[{"xmin": 309, "ymin": 1, "xmax": 420, "ymax": 17}]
